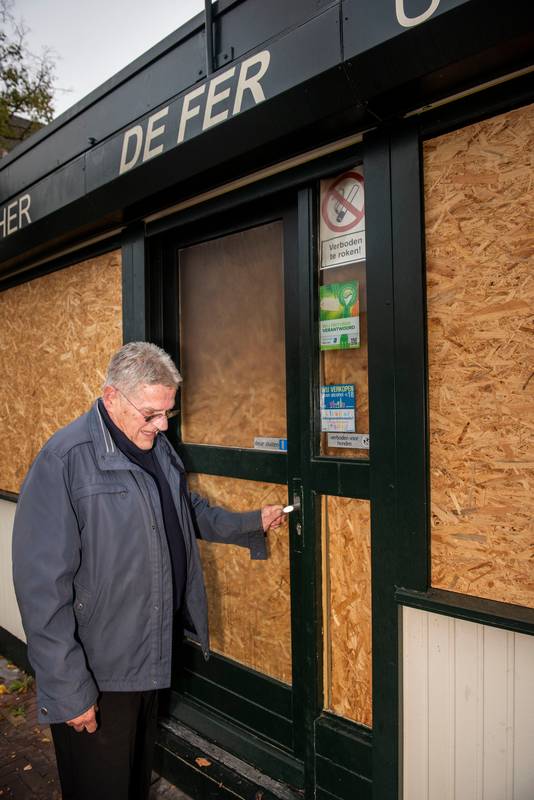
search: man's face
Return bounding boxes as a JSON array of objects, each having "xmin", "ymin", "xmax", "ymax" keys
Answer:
[{"xmin": 103, "ymin": 383, "xmax": 177, "ymax": 450}]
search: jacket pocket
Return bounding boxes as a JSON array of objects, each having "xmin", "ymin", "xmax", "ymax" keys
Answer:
[
  {"xmin": 73, "ymin": 583, "xmax": 94, "ymax": 627},
  {"xmin": 72, "ymin": 483, "xmax": 128, "ymax": 501}
]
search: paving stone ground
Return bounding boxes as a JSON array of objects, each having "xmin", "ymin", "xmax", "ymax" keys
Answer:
[{"xmin": 0, "ymin": 655, "xmax": 192, "ymax": 799}]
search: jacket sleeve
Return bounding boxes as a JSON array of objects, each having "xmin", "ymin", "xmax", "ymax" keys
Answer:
[
  {"xmin": 12, "ymin": 448, "xmax": 98, "ymax": 724},
  {"xmin": 189, "ymin": 491, "xmax": 268, "ymax": 560}
]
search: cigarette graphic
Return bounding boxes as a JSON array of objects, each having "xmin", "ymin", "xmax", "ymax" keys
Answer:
[{"xmin": 335, "ymin": 182, "xmax": 360, "ymax": 223}]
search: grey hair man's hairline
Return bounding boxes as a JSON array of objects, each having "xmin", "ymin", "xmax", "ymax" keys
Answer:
[{"xmin": 103, "ymin": 341, "xmax": 182, "ymax": 395}]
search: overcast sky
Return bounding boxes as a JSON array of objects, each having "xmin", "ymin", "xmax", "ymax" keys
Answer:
[{"xmin": 13, "ymin": 0, "xmax": 206, "ymax": 117}]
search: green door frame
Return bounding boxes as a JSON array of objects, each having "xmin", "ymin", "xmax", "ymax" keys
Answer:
[{"xmin": 146, "ymin": 134, "xmax": 397, "ymax": 800}]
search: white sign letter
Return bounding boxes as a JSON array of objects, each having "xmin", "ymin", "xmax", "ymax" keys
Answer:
[
  {"xmin": 233, "ymin": 50, "xmax": 270, "ymax": 115},
  {"xmin": 143, "ymin": 107, "xmax": 169, "ymax": 162},
  {"xmin": 7, "ymin": 201, "xmax": 18, "ymax": 235},
  {"xmin": 19, "ymin": 193, "xmax": 31, "ymax": 227},
  {"xmin": 203, "ymin": 67, "xmax": 236, "ymax": 131},
  {"xmin": 396, "ymin": 0, "xmax": 440, "ymax": 27},
  {"xmin": 178, "ymin": 85, "xmax": 206, "ymax": 144},
  {"xmin": 119, "ymin": 125, "xmax": 143, "ymax": 175}
]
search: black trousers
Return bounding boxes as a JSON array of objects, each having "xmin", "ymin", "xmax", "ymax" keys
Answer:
[{"xmin": 50, "ymin": 690, "xmax": 158, "ymax": 800}]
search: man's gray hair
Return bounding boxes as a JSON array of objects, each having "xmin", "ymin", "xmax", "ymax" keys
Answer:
[{"xmin": 103, "ymin": 342, "xmax": 182, "ymax": 394}]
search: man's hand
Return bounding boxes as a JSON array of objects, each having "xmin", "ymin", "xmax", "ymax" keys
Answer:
[
  {"xmin": 261, "ymin": 505, "xmax": 286, "ymax": 531},
  {"xmin": 67, "ymin": 704, "xmax": 98, "ymax": 734}
]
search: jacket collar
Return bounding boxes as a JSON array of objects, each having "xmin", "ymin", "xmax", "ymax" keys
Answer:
[{"xmin": 88, "ymin": 399, "xmax": 168, "ymax": 472}]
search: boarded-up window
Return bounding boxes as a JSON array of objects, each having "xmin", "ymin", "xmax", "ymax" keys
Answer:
[
  {"xmin": 187, "ymin": 473, "xmax": 291, "ymax": 684},
  {"xmin": 322, "ymin": 495, "xmax": 372, "ymax": 726},
  {"xmin": 179, "ymin": 223, "xmax": 286, "ymax": 449},
  {"xmin": 0, "ymin": 251, "xmax": 123, "ymax": 494},
  {"xmin": 425, "ymin": 103, "xmax": 534, "ymax": 607}
]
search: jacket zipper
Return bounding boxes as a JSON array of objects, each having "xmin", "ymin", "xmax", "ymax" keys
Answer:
[{"xmin": 131, "ymin": 471, "xmax": 165, "ymax": 661}]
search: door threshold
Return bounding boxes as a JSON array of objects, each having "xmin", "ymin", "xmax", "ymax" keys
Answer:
[{"xmin": 155, "ymin": 716, "xmax": 304, "ymax": 800}]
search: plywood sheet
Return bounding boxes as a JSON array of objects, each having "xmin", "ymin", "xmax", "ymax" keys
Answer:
[
  {"xmin": 321, "ymin": 262, "xmax": 369, "ymax": 458},
  {"xmin": 0, "ymin": 251, "xmax": 123, "ymax": 493},
  {"xmin": 187, "ymin": 473, "xmax": 291, "ymax": 684},
  {"xmin": 179, "ymin": 222, "xmax": 286, "ymax": 449},
  {"xmin": 425, "ymin": 103, "xmax": 534, "ymax": 607},
  {"xmin": 323, "ymin": 495, "xmax": 372, "ymax": 726}
]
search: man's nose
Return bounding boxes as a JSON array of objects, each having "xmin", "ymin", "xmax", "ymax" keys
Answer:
[{"xmin": 153, "ymin": 415, "xmax": 168, "ymax": 431}]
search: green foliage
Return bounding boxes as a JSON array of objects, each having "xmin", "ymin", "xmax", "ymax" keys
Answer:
[
  {"xmin": 8, "ymin": 675, "xmax": 34, "ymax": 694},
  {"xmin": 0, "ymin": 0, "xmax": 55, "ymax": 146}
]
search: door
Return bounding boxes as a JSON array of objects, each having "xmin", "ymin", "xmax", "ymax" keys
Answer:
[{"xmin": 147, "ymin": 148, "xmax": 374, "ymax": 797}]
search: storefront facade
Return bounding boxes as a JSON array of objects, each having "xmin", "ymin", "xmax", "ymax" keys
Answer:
[{"xmin": 1, "ymin": 2, "xmax": 533, "ymax": 798}]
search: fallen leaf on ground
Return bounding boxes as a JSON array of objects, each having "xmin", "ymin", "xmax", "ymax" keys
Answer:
[
  {"xmin": 23, "ymin": 764, "xmax": 32, "ymax": 771},
  {"xmin": 195, "ymin": 757, "xmax": 211, "ymax": 768},
  {"xmin": 0, "ymin": 684, "xmax": 7, "ymax": 694}
]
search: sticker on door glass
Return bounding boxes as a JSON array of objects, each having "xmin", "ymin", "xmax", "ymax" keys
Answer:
[
  {"xmin": 319, "ymin": 280, "xmax": 360, "ymax": 350},
  {"xmin": 320, "ymin": 385, "xmax": 355, "ymax": 433},
  {"xmin": 327, "ymin": 432, "xmax": 369, "ymax": 449},
  {"xmin": 253, "ymin": 437, "xmax": 288, "ymax": 452},
  {"xmin": 320, "ymin": 168, "xmax": 365, "ymax": 269}
]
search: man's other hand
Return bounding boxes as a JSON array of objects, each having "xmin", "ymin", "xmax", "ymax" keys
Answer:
[
  {"xmin": 261, "ymin": 505, "xmax": 286, "ymax": 531},
  {"xmin": 67, "ymin": 704, "xmax": 98, "ymax": 733}
]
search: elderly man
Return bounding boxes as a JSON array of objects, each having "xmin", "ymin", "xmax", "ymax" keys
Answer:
[{"xmin": 13, "ymin": 341, "xmax": 285, "ymax": 800}]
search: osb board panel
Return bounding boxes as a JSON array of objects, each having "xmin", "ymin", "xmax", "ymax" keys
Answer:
[
  {"xmin": 188, "ymin": 473, "xmax": 291, "ymax": 684},
  {"xmin": 321, "ymin": 262, "xmax": 369, "ymax": 458},
  {"xmin": 0, "ymin": 251, "xmax": 122, "ymax": 494},
  {"xmin": 179, "ymin": 222, "xmax": 286, "ymax": 449},
  {"xmin": 425, "ymin": 103, "xmax": 534, "ymax": 607},
  {"xmin": 323, "ymin": 495, "xmax": 372, "ymax": 726}
]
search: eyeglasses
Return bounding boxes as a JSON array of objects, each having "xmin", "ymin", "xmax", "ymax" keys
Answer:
[{"xmin": 115, "ymin": 387, "xmax": 179, "ymax": 425}]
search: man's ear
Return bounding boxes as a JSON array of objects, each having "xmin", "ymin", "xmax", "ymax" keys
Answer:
[{"xmin": 102, "ymin": 385, "xmax": 117, "ymax": 408}]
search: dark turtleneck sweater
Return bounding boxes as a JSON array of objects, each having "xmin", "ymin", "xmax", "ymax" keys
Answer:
[{"xmin": 98, "ymin": 398, "xmax": 186, "ymax": 610}]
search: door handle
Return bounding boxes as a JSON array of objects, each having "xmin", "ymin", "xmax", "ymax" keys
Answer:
[
  {"xmin": 290, "ymin": 478, "xmax": 304, "ymax": 552},
  {"xmin": 283, "ymin": 495, "xmax": 301, "ymax": 514}
]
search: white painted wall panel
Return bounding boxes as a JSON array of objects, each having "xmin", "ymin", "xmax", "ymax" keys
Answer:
[
  {"xmin": 513, "ymin": 633, "xmax": 534, "ymax": 796},
  {"xmin": 0, "ymin": 497, "xmax": 25, "ymax": 642},
  {"xmin": 427, "ymin": 612, "xmax": 454, "ymax": 800},
  {"xmin": 403, "ymin": 606, "xmax": 429, "ymax": 798},
  {"xmin": 403, "ymin": 607, "xmax": 534, "ymax": 800}
]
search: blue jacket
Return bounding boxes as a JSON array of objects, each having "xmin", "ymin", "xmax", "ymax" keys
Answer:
[{"xmin": 12, "ymin": 401, "xmax": 266, "ymax": 724}]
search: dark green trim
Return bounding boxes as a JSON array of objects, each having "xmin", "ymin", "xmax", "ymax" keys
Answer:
[
  {"xmin": 176, "ymin": 671, "xmax": 293, "ymax": 748},
  {"xmin": 0, "ymin": 489, "xmax": 18, "ymax": 503},
  {"xmin": 315, "ymin": 755, "xmax": 372, "ymax": 800},
  {"xmin": 288, "ymin": 187, "xmax": 323, "ymax": 793},
  {"xmin": 309, "ymin": 459, "xmax": 369, "ymax": 499},
  {"xmin": 316, "ymin": 789, "xmax": 344, "ymax": 800},
  {"xmin": 180, "ymin": 445, "xmax": 288, "ymax": 485},
  {"xmin": 390, "ymin": 122, "xmax": 429, "ymax": 591},
  {"xmin": 121, "ymin": 223, "xmax": 147, "ymax": 343},
  {"xmin": 178, "ymin": 645, "xmax": 292, "ymax": 717},
  {"xmin": 364, "ymin": 128, "xmax": 398, "ymax": 800},
  {"xmin": 315, "ymin": 713, "xmax": 372, "ymax": 780},
  {"xmin": 396, "ymin": 587, "xmax": 534, "ymax": 637},
  {"xmin": 0, "ymin": 234, "xmax": 122, "ymax": 292},
  {"xmin": 418, "ymin": 70, "xmax": 534, "ymax": 142},
  {"xmin": 164, "ymin": 695, "xmax": 304, "ymax": 788},
  {"xmin": 146, "ymin": 143, "xmax": 364, "ymax": 240},
  {"xmin": 0, "ymin": 628, "xmax": 33, "ymax": 676}
]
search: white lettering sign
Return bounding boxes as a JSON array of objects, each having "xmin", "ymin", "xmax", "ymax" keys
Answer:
[
  {"xmin": 143, "ymin": 106, "xmax": 169, "ymax": 162},
  {"xmin": 0, "ymin": 193, "xmax": 32, "ymax": 240},
  {"xmin": 119, "ymin": 49, "xmax": 271, "ymax": 176},
  {"xmin": 395, "ymin": 0, "xmax": 441, "ymax": 28}
]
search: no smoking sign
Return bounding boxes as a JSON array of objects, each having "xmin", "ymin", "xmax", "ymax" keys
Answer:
[
  {"xmin": 320, "ymin": 168, "xmax": 366, "ymax": 268},
  {"xmin": 321, "ymin": 171, "xmax": 365, "ymax": 233}
]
